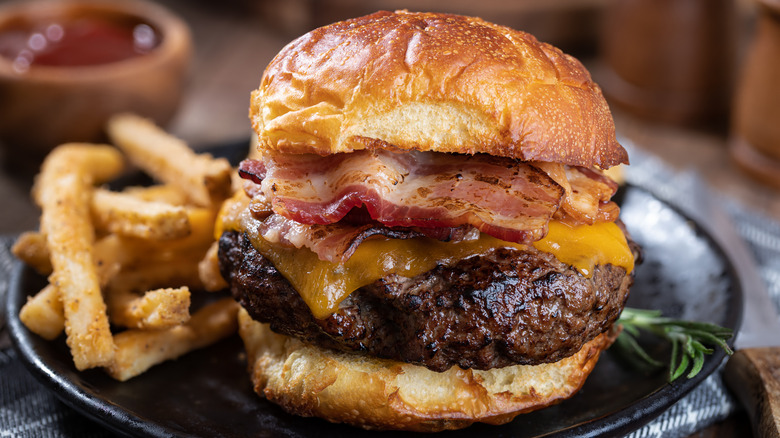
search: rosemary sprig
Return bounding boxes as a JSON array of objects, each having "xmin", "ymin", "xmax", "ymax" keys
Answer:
[{"xmin": 615, "ymin": 307, "xmax": 734, "ymax": 382}]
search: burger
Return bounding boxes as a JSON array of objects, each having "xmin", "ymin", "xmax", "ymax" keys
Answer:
[{"xmin": 216, "ymin": 10, "xmax": 639, "ymax": 432}]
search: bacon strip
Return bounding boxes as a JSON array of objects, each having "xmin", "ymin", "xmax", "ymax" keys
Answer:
[
  {"xmin": 240, "ymin": 150, "xmax": 566, "ymax": 244},
  {"xmin": 237, "ymin": 151, "xmax": 622, "ymax": 263},
  {"xmin": 533, "ymin": 162, "xmax": 619, "ymax": 224},
  {"xmin": 249, "ymin": 210, "xmax": 479, "ymax": 263}
]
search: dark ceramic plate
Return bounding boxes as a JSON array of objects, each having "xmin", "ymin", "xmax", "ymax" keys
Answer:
[{"xmin": 5, "ymin": 145, "xmax": 741, "ymax": 437}]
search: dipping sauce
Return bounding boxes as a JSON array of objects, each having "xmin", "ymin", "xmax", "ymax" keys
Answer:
[{"xmin": 0, "ymin": 15, "xmax": 159, "ymax": 73}]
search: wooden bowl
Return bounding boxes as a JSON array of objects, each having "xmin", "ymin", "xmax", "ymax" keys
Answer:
[
  {"xmin": 0, "ymin": 0, "xmax": 192, "ymax": 167},
  {"xmin": 730, "ymin": 0, "xmax": 780, "ymax": 189},
  {"xmin": 598, "ymin": 0, "xmax": 736, "ymax": 126}
]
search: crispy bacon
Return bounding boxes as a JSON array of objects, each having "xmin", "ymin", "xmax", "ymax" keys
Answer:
[
  {"xmin": 238, "ymin": 159, "xmax": 266, "ymax": 185},
  {"xmin": 532, "ymin": 162, "xmax": 619, "ymax": 224},
  {"xmin": 239, "ymin": 150, "xmax": 566, "ymax": 244},
  {"xmin": 236, "ymin": 150, "xmax": 622, "ymax": 262},
  {"xmin": 249, "ymin": 210, "xmax": 478, "ymax": 263}
]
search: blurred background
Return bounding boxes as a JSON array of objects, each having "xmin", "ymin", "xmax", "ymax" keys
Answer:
[
  {"xmin": 150, "ymin": 0, "xmax": 757, "ymax": 136},
  {"xmin": 1, "ymin": 0, "xmax": 778, "ymax": 236},
  {"xmin": 2, "ymin": 0, "xmax": 777, "ymax": 232},
  {"xmin": 137, "ymin": 0, "xmax": 760, "ymax": 142}
]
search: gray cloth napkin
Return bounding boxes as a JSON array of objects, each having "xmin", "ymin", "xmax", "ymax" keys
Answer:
[{"xmin": 1, "ymin": 146, "xmax": 778, "ymax": 437}]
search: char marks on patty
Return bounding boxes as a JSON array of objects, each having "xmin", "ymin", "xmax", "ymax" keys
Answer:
[{"xmin": 218, "ymin": 230, "xmax": 637, "ymax": 371}]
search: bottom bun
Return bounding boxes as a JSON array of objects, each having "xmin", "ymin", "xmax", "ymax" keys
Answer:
[{"xmin": 237, "ymin": 307, "xmax": 616, "ymax": 432}]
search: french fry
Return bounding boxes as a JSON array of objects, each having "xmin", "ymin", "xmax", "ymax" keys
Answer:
[
  {"xmin": 105, "ymin": 298, "xmax": 239, "ymax": 381},
  {"xmin": 36, "ymin": 144, "xmax": 123, "ymax": 370},
  {"xmin": 111, "ymin": 207, "xmax": 216, "ymax": 268},
  {"xmin": 17, "ymin": 233, "xmax": 126, "ymax": 340},
  {"xmin": 16, "ymin": 231, "xmax": 211, "ymax": 343},
  {"xmin": 16, "ymin": 117, "xmax": 241, "ymax": 380},
  {"xmin": 33, "ymin": 144, "xmax": 125, "ymax": 202},
  {"xmin": 11, "ymin": 198, "xmax": 195, "ymax": 276},
  {"xmin": 19, "ymin": 285, "xmax": 64, "ymax": 340},
  {"xmin": 12, "ymin": 231, "xmax": 52, "ymax": 275},
  {"xmin": 93, "ymin": 209, "xmax": 215, "ymax": 294},
  {"xmin": 108, "ymin": 257, "xmax": 205, "ymax": 293},
  {"xmin": 108, "ymin": 286, "xmax": 191, "ymax": 330},
  {"xmin": 198, "ymin": 241, "xmax": 228, "ymax": 292},
  {"xmin": 93, "ymin": 234, "xmax": 126, "ymax": 285},
  {"xmin": 121, "ymin": 184, "xmax": 190, "ymax": 206},
  {"xmin": 156, "ymin": 207, "xmax": 216, "ymax": 253},
  {"xmin": 107, "ymin": 113, "xmax": 232, "ymax": 207},
  {"xmin": 91, "ymin": 188, "xmax": 191, "ymax": 240}
]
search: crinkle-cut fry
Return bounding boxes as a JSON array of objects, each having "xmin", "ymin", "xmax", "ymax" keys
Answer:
[
  {"xmin": 105, "ymin": 298, "xmax": 239, "ymax": 381},
  {"xmin": 36, "ymin": 144, "xmax": 123, "ymax": 370},
  {"xmin": 91, "ymin": 188, "xmax": 191, "ymax": 240},
  {"xmin": 12, "ymin": 231, "xmax": 52, "ymax": 276},
  {"xmin": 19, "ymin": 284, "xmax": 64, "ymax": 340},
  {"xmin": 198, "ymin": 242, "xmax": 228, "ymax": 292},
  {"xmin": 121, "ymin": 184, "xmax": 190, "ymax": 206},
  {"xmin": 108, "ymin": 286, "xmax": 191, "ymax": 330},
  {"xmin": 107, "ymin": 113, "xmax": 232, "ymax": 207}
]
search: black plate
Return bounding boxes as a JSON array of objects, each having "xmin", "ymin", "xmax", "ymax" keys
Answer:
[{"xmin": 5, "ymin": 161, "xmax": 741, "ymax": 437}]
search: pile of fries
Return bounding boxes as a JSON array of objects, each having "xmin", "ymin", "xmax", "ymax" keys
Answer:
[{"xmin": 12, "ymin": 113, "xmax": 239, "ymax": 381}]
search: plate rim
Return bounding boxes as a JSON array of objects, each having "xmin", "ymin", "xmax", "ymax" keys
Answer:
[
  {"xmin": 3, "ymin": 183, "xmax": 743, "ymax": 438},
  {"xmin": 5, "ymin": 263, "xmax": 171, "ymax": 438}
]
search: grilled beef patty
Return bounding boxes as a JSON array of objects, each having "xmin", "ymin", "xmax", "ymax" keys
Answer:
[{"xmin": 219, "ymin": 230, "xmax": 637, "ymax": 372}]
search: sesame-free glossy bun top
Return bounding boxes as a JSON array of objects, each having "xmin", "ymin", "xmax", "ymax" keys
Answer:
[{"xmin": 250, "ymin": 10, "xmax": 628, "ymax": 169}]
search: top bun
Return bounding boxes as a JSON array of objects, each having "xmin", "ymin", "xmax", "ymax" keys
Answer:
[{"xmin": 250, "ymin": 10, "xmax": 627, "ymax": 169}]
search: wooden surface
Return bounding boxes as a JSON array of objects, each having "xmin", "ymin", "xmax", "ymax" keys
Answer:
[
  {"xmin": 725, "ymin": 347, "xmax": 780, "ymax": 438},
  {"xmin": 1, "ymin": 1, "xmax": 778, "ymax": 436}
]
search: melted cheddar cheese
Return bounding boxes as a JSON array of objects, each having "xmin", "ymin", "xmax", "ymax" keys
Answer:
[
  {"xmin": 218, "ymin": 191, "xmax": 634, "ymax": 319},
  {"xmin": 535, "ymin": 220, "xmax": 635, "ymax": 278}
]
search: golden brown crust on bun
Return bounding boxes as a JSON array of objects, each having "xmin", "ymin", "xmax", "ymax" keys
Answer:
[
  {"xmin": 237, "ymin": 307, "xmax": 615, "ymax": 432},
  {"xmin": 250, "ymin": 10, "xmax": 627, "ymax": 168}
]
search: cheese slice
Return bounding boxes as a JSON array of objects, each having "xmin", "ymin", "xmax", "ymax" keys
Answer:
[
  {"xmin": 218, "ymin": 191, "xmax": 635, "ymax": 319},
  {"xmin": 535, "ymin": 220, "xmax": 635, "ymax": 278}
]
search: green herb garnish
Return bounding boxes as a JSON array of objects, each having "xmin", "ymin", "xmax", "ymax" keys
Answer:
[{"xmin": 615, "ymin": 307, "xmax": 734, "ymax": 381}]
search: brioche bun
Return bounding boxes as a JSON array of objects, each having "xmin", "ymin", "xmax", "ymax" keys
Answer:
[
  {"xmin": 238, "ymin": 308, "xmax": 615, "ymax": 432},
  {"xmin": 250, "ymin": 10, "xmax": 626, "ymax": 169},
  {"xmin": 227, "ymin": 9, "xmax": 636, "ymax": 433}
]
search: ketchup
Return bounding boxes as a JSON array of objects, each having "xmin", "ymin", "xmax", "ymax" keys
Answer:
[{"xmin": 0, "ymin": 15, "xmax": 159, "ymax": 72}]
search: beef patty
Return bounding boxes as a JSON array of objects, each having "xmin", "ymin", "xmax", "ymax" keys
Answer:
[{"xmin": 219, "ymin": 230, "xmax": 637, "ymax": 372}]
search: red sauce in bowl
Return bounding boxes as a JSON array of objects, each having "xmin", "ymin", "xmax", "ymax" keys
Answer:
[{"xmin": 0, "ymin": 14, "xmax": 160, "ymax": 72}]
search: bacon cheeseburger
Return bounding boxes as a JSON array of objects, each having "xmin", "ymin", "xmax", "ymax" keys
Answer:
[{"xmin": 217, "ymin": 10, "xmax": 639, "ymax": 432}]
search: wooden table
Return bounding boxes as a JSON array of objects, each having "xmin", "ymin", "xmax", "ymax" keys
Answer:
[{"xmin": 1, "ymin": 1, "xmax": 776, "ymax": 436}]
